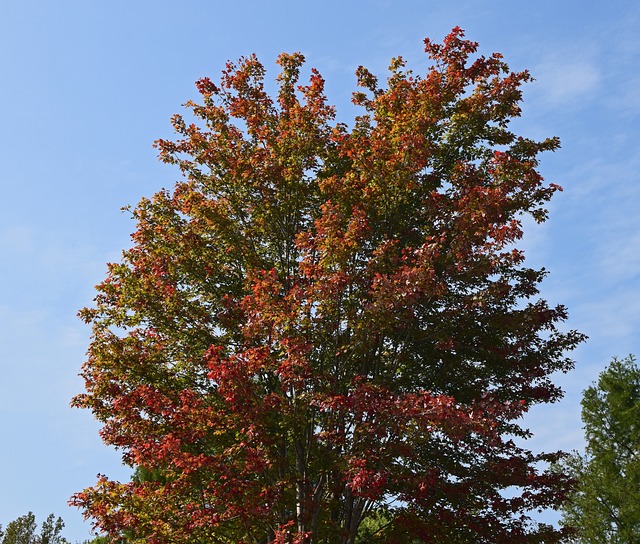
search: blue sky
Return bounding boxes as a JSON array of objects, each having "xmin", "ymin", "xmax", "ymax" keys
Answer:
[{"xmin": 1, "ymin": 1, "xmax": 638, "ymax": 540}]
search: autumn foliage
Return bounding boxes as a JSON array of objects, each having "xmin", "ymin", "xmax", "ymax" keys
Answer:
[{"xmin": 72, "ymin": 29, "xmax": 584, "ymax": 543}]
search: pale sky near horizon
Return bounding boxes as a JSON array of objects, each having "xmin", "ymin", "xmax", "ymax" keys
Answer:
[{"xmin": 1, "ymin": 1, "xmax": 639, "ymax": 540}]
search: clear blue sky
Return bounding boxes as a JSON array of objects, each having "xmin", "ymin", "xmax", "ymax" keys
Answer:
[{"xmin": 1, "ymin": 1, "xmax": 638, "ymax": 540}]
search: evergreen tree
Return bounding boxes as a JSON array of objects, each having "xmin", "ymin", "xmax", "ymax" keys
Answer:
[
  {"xmin": 0, "ymin": 513, "xmax": 68, "ymax": 544},
  {"xmin": 559, "ymin": 355, "xmax": 640, "ymax": 542}
]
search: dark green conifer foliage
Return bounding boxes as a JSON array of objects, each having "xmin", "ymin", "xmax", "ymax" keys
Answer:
[
  {"xmin": 0, "ymin": 513, "xmax": 68, "ymax": 544},
  {"xmin": 559, "ymin": 355, "xmax": 640, "ymax": 542}
]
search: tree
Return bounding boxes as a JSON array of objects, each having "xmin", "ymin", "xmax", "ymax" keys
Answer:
[
  {"xmin": 0, "ymin": 513, "xmax": 69, "ymax": 544},
  {"xmin": 71, "ymin": 28, "xmax": 584, "ymax": 543},
  {"xmin": 558, "ymin": 356, "xmax": 640, "ymax": 542},
  {"xmin": 80, "ymin": 537, "xmax": 110, "ymax": 544}
]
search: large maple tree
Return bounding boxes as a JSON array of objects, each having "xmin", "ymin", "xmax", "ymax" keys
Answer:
[{"xmin": 72, "ymin": 29, "xmax": 584, "ymax": 543}]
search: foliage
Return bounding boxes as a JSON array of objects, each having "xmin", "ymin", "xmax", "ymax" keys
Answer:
[
  {"xmin": 558, "ymin": 355, "xmax": 640, "ymax": 542},
  {"xmin": 0, "ymin": 512, "xmax": 68, "ymax": 544},
  {"xmin": 354, "ymin": 509, "xmax": 412, "ymax": 544},
  {"xmin": 80, "ymin": 537, "xmax": 110, "ymax": 544},
  {"xmin": 71, "ymin": 28, "xmax": 583, "ymax": 543}
]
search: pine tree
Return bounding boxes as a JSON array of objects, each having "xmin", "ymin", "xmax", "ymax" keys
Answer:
[{"xmin": 559, "ymin": 355, "xmax": 640, "ymax": 542}]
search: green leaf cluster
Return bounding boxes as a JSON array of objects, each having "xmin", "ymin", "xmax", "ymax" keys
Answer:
[
  {"xmin": 0, "ymin": 513, "xmax": 68, "ymax": 544},
  {"xmin": 558, "ymin": 355, "xmax": 640, "ymax": 542}
]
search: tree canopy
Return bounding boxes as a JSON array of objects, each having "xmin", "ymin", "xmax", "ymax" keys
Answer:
[
  {"xmin": 558, "ymin": 355, "xmax": 640, "ymax": 542},
  {"xmin": 0, "ymin": 512, "xmax": 68, "ymax": 544},
  {"xmin": 71, "ymin": 28, "xmax": 584, "ymax": 543}
]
